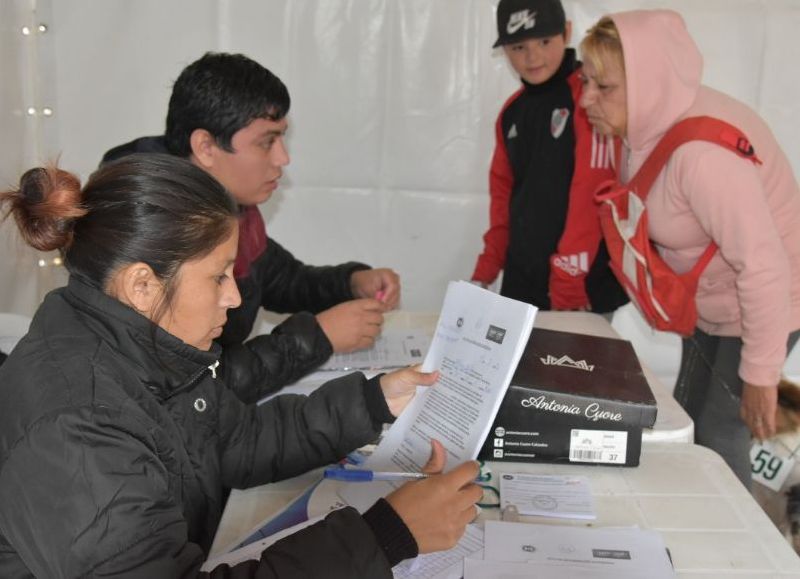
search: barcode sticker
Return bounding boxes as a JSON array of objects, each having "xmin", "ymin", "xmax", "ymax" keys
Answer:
[{"xmin": 569, "ymin": 429, "xmax": 627, "ymax": 464}]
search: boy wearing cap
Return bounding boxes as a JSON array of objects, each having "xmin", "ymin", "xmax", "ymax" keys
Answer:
[{"xmin": 471, "ymin": 0, "xmax": 627, "ymax": 315}]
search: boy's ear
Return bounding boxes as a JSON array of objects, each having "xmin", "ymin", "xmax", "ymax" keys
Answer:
[
  {"xmin": 109, "ymin": 262, "xmax": 164, "ymax": 320},
  {"xmin": 564, "ymin": 20, "xmax": 573, "ymax": 46},
  {"xmin": 189, "ymin": 128, "xmax": 219, "ymax": 170}
]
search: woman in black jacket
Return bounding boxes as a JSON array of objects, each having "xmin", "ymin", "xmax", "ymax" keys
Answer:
[{"xmin": 0, "ymin": 154, "xmax": 481, "ymax": 579}]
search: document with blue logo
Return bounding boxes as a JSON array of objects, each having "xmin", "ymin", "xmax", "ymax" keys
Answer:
[{"xmin": 340, "ymin": 281, "xmax": 536, "ymax": 511}]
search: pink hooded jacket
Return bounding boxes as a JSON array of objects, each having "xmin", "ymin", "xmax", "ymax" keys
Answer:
[{"xmin": 611, "ymin": 10, "xmax": 800, "ymax": 387}]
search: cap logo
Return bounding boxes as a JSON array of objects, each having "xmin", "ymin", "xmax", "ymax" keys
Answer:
[{"xmin": 506, "ymin": 9, "xmax": 537, "ymax": 35}]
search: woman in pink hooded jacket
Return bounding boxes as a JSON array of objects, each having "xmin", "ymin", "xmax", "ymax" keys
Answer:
[{"xmin": 578, "ymin": 9, "xmax": 800, "ymax": 488}]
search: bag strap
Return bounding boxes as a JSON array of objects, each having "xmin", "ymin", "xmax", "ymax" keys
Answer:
[
  {"xmin": 630, "ymin": 116, "xmax": 762, "ymax": 201},
  {"xmin": 688, "ymin": 240, "xmax": 719, "ymax": 277}
]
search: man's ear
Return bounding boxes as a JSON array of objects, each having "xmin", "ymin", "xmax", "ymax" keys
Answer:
[
  {"xmin": 108, "ymin": 262, "xmax": 164, "ymax": 320},
  {"xmin": 189, "ymin": 128, "xmax": 219, "ymax": 170}
]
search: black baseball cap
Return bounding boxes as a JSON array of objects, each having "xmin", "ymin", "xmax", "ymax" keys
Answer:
[{"xmin": 493, "ymin": 0, "xmax": 566, "ymax": 48}]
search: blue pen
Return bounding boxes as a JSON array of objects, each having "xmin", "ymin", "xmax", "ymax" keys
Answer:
[
  {"xmin": 323, "ymin": 468, "xmax": 429, "ymax": 482},
  {"xmin": 323, "ymin": 467, "xmax": 491, "ymax": 483}
]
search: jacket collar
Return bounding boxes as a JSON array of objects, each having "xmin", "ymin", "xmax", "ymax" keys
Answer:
[
  {"xmin": 521, "ymin": 48, "xmax": 577, "ymax": 95},
  {"xmin": 62, "ymin": 276, "xmax": 220, "ymax": 400}
]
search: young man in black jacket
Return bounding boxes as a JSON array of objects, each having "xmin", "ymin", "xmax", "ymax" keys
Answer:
[{"xmin": 103, "ymin": 52, "xmax": 401, "ymax": 403}]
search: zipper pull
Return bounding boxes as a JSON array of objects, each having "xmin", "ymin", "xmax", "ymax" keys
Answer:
[{"xmin": 208, "ymin": 360, "xmax": 220, "ymax": 379}]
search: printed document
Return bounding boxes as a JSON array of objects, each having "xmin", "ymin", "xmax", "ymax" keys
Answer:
[
  {"xmin": 499, "ymin": 473, "xmax": 596, "ymax": 519},
  {"xmin": 318, "ymin": 329, "xmax": 431, "ymax": 371},
  {"xmin": 463, "ymin": 558, "xmax": 657, "ymax": 579},
  {"xmin": 368, "ymin": 281, "xmax": 536, "ymax": 470},
  {"xmin": 340, "ymin": 281, "xmax": 536, "ymax": 510},
  {"xmin": 483, "ymin": 521, "xmax": 675, "ymax": 578},
  {"xmin": 393, "ymin": 524, "xmax": 484, "ymax": 579}
]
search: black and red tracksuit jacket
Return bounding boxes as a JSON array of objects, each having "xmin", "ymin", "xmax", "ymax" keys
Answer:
[{"xmin": 471, "ymin": 49, "xmax": 628, "ymax": 313}]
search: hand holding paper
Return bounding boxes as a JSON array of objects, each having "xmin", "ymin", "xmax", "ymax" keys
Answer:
[
  {"xmin": 339, "ymin": 281, "xmax": 536, "ymax": 514},
  {"xmin": 368, "ymin": 281, "xmax": 537, "ymax": 473},
  {"xmin": 379, "ymin": 365, "xmax": 439, "ymax": 417}
]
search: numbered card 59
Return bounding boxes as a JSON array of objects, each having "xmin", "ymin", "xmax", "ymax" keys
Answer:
[{"xmin": 750, "ymin": 440, "xmax": 795, "ymax": 492}]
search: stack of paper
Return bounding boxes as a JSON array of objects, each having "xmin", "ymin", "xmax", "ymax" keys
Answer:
[{"xmin": 340, "ymin": 280, "xmax": 538, "ymax": 511}]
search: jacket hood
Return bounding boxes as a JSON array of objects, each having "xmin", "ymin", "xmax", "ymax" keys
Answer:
[{"xmin": 611, "ymin": 10, "xmax": 703, "ymax": 152}]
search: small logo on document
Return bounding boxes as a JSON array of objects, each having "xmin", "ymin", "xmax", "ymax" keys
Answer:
[
  {"xmin": 521, "ymin": 544, "xmax": 537, "ymax": 553},
  {"xmin": 493, "ymin": 438, "xmax": 504, "ymax": 448},
  {"xmin": 456, "ymin": 317, "xmax": 464, "ymax": 328},
  {"xmin": 507, "ymin": 9, "xmax": 537, "ymax": 35},
  {"xmin": 486, "ymin": 325, "xmax": 507, "ymax": 344},
  {"xmin": 493, "ymin": 448, "xmax": 504, "ymax": 458},
  {"xmin": 539, "ymin": 354, "xmax": 595, "ymax": 372},
  {"xmin": 495, "ymin": 426, "xmax": 506, "ymax": 437},
  {"xmin": 551, "ymin": 108, "xmax": 569, "ymax": 138}
]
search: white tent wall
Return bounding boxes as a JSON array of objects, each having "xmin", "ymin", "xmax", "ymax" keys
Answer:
[
  {"xmin": 0, "ymin": 0, "xmax": 66, "ymax": 316},
  {"xmin": 2, "ymin": 0, "xmax": 800, "ymax": 387}
]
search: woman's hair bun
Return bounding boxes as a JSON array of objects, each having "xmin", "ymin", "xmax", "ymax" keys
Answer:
[{"xmin": 2, "ymin": 166, "xmax": 87, "ymax": 252}]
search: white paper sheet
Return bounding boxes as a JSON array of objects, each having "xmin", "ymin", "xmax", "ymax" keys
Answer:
[
  {"xmin": 499, "ymin": 473, "xmax": 596, "ymax": 520},
  {"xmin": 339, "ymin": 281, "xmax": 536, "ymax": 510},
  {"xmin": 318, "ymin": 329, "xmax": 431, "ymax": 371},
  {"xmin": 392, "ymin": 524, "xmax": 484, "ymax": 579},
  {"xmin": 368, "ymin": 281, "xmax": 536, "ymax": 470},
  {"xmin": 464, "ymin": 558, "xmax": 655, "ymax": 579},
  {"xmin": 0, "ymin": 336, "xmax": 21, "ymax": 355},
  {"xmin": 483, "ymin": 521, "xmax": 675, "ymax": 578},
  {"xmin": 201, "ymin": 514, "xmax": 326, "ymax": 571}
]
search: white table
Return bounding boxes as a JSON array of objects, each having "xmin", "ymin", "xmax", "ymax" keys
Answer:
[{"xmin": 210, "ymin": 443, "xmax": 800, "ymax": 576}]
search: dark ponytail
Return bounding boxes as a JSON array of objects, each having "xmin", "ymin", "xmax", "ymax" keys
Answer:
[{"xmin": 1, "ymin": 154, "xmax": 237, "ymax": 305}]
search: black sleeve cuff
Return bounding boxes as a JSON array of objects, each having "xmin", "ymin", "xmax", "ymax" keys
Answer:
[
  {"xmin": 362, "ymin": 498, "xmax": 419, "ymax": 567},
  {"xmin": 345, "ymin": 263, "xmax": 373, "ymax": 298},
  {"xmin": 363, "ymin": 374, "xmax": 396, "ymax": 428}
]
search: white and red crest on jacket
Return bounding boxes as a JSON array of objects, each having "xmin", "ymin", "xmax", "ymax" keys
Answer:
[{"xmin": 551, "ymin": 108, "xmax": 569, "ymax": 139}]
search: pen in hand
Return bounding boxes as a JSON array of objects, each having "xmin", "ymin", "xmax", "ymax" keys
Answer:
[
  {"xmin": 323, "ymin": 467, "xmax": 488, "ymax": 483},
  {"xmin": 324, "ymin": 468, "xmax": 427, "ymax": 482}
]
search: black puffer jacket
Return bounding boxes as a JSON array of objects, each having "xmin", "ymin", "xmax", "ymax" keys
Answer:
[
  {"xmin": 102, "ymin": 138, "xmax": 370, "ymax": 403},
  {"xmin": 218, "ymin": 233, "xmax": 369, "ymax": 402},
  {"xmin": 0, "ymin": 278, "xmax": 415, "ymax": 578}
]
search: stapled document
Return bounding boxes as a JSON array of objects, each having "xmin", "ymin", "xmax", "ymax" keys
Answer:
[{"xmin": 339, "ymin": 281, "xmax": 537, "ymax": 510}]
